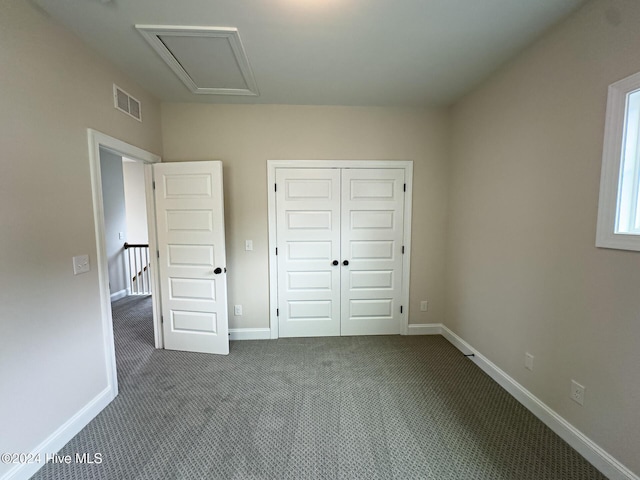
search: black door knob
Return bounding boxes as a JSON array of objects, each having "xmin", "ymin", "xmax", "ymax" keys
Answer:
[
  {"xmin": 213, "ymin": 267, "xmax": 222, "ymax": 274},
  {"xmin": 332, "ymin": 260, "xmax": 339, "ymax": 266},
  {"xmin": 343, "ymin": 260, "xmax": 349, "ymax": 266}
]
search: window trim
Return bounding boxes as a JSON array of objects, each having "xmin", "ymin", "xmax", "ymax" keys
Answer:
[{"xmin": 596, "ymin": 71, "xmax": 640, "ymax": 251}]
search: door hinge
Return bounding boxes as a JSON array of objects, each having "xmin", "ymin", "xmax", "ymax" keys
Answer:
[
  {"xmin": 275, "ymin": 247, "xmax": 278, "ymax": 255},
  {"xmin": 400, "ymin": 305, "xmax": 403, "ymax": 314},
  {"xmin": 157, "ymin": 250, "xmax": 160, "ymax": 258},
  {"xmin": 152, "ymin": 180, "xmax": 156, "ymax": 190},
  {"xmin": 403, "ymin": 183, "xmax": 406, "ymax": 192},
  {"xmin": 275, "ymin": 183, "xmax": 277, "ymax": 192},
  {"xmin": 402, "ymin": 245, "xmax": 405, "ymax": 254},
  {"xmin": 161, "ymin": 315, "xmax": 164, "ymax": 324},
  {"xmin": 277, "ymin": 308, "xmax": 279, "ymax": 316}
]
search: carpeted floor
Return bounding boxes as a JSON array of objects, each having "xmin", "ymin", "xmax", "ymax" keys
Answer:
[{"xmin": 31, "ymin": 295, "xmax": 606, "ymax": 480}]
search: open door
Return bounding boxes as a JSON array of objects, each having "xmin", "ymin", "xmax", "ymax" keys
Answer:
[{"xmin": 153, "ymin": 161, "xmax": 229, "ymax": 355}]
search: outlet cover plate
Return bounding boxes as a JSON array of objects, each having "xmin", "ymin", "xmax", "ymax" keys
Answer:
[
  {"xmin": 525, "ymin": 353, "xmax": 534, "ymax": 371},
  {"xmin": 571, "ymin": 380, "xmax": 585, "ymax": 406},
  {"xmin": 73, "ymin": 255, "xmax": 90, "ymax": 275}
]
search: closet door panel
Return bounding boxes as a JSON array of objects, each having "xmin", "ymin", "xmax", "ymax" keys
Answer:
[
  {"xmin": 341, "ymin": 169, "xmax": 405, "ymax": 336},
  {"xmin": 276, "ymin": 168, "xmax": 341, "ymax": 337}
]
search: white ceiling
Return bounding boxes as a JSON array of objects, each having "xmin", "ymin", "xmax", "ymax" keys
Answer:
[{"xmin": 32, "ymin": 0, "xmax": 587, "ymax": 107}]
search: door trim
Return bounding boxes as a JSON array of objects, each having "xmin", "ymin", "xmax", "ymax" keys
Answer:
[
  {"xmin": 88, "ymin": 129, "xmax": 161, "ymax": 396},
  {"xmin": 267, "ymin": 160, "xmax": 413, "ymax": 339}
]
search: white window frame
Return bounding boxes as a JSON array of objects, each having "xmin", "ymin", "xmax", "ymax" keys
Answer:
[{"xmin": 596, "ymin": 71, "xmax": 640, "ymax": 251}]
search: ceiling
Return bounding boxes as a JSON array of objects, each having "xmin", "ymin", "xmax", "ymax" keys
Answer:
[{"xmin": 32, "ymin": 0, "xmax": 587, "ymax": 107}]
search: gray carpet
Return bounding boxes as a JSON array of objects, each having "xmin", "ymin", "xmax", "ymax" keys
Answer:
[{"xmin": 31, "ymin": 295, "xmax": 606, "ymax": 480}]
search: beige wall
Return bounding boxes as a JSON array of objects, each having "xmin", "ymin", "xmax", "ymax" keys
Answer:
[
  {"xmin": 0, "ymin": 1, "xmax": 162, "ymax": 474},
  {"xmin": 161, "ymin": 104, "xmax": 449, "ymax": 330},
  {"xmin": 123, "ymin": 160, "xmax": 149, "ymax": 244},
  {"xmin": 446, "ymin": 0, "xmax": 640, "ymax": 474}
]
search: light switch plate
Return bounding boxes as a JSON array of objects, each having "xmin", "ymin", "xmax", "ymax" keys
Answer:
[
  {"xmin": 73, "ymin": 255, "xmax": 90, "ymax": 275},
  {"xmin": 245, "ymin": 240, "xmax": 253, "ymax": 251}
]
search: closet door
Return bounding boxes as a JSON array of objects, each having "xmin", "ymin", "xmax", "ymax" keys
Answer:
[
  {"xmin": 276, "ymin": 168, "xmax": 341, "ymax": 337},
  {"xmin": 340, "ymin": 169, "xmax": 405, "ymax": 335}
]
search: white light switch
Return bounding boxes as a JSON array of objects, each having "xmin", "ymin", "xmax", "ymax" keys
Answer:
[
  {"xmin": 245, "ymin": 240, "xmax": 253, "ymax": 251},
  {"xmin": 118, "ymin": 232, "xmax": 125, "ymax": 240},
  {"xmin": 73, "ymin": 255, "xmax": 90, "ymax": 275}
]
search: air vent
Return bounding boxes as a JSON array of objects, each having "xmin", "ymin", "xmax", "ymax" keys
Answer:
[{"xmin": 113, "ymin": 84, "xmax": 142, "ymax": 121}]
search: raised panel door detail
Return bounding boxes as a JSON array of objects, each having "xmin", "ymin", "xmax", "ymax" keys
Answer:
[
  {"xmin": 166, "ymin": 210, "xmax": 213, "ymax": 232},
  {"xmin": 350, "ymin": 270, "xmax": 393, "ymax": 290},
  {"xmin": 171, "ymin": 310, "xmax": 217, "ymax": 333},
  {"xmin": 169, "ymin": 278, "xmax": 216, "ymax": 301},
  {"xmin": 349, "ymin": 299, "xmax": 393, "ymax": 318},
  {"xmin": 288, "ymin": 300, "xmax": 332, "ymax": 320},
  {"xmin": 287, "ymin": 211, "xmax": 333, "ymax": 230},
  {"xmin": 351, "ymin": 210, "xmax": 394, "ymax": 229},
  {"xmin": 288, "ymin": 271, "xmax": 333, "ymax": 291},
  {"xmin": 287, "ymin": 241, "xmax": 332, "ymax": 260},
  {"xmin": 351, "ymin": 241, "xmax": 394, "ymax": 260},
  {"xmin": 167, "ymin": 245, "xmax": 215, "ymax": 266},
  {"xmin": 286, "ymin": 179, "xmax": 333, "ymax": 199},
  {"xmin": 350, "ymin": 180, "xmax": 395, "ymax": 199},
  {"xmin": 163, "ymin": 174, "xmax": 212, "ymax": 198}
]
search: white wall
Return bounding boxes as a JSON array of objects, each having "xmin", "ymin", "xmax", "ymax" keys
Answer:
[
  {"xmin": 161, "ymin": 104, "xmax": 449, "ymax": 330},
  {"xmin": 100, "ymin": 149, "xmax": 127, "ymax": 295},
  {"xmin": 0, "ymin": 1, "xmax": 162, "ymax": 478},
  {"xmin": 123, "ymin": 159, "xmax": 149, "ymax": 244},
  {"xmin": 446, "ymin": 0, "xmax": 640, "ymax": 475}
]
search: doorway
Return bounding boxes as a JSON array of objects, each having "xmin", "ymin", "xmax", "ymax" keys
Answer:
[{"xmin": 88, "ymin": 129, "xmax": 161, "ymax": 395}]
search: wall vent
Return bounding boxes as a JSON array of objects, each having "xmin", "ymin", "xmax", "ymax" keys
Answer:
[{"xmin": 113, "ymin": 84, "xmax": 142, "ymax": 121}]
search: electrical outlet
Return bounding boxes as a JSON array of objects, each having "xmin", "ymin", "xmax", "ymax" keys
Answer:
[
  {"xmin": 570, "ymin": 380, "xmax": 585, "ymax": 406},
  {"xmin": 72, "ymin": 255, "xmax": 90, "ymax": 275},
  {"xmin": 420, "ymin": 301, "xmax": 429, "ymax": 312},
  {"xmin": 525, "ymin": 352, "xmax": 534, "ymax": 371},
  {"xmin": 234, "ymin": 305, "xmax": 243, "ymax": 316}
]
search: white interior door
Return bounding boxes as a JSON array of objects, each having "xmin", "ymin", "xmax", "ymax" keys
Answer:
[
  {"xmin": 276, "ymin": 168, "xmax": 341, "ymax": 337},
  {"xmin": 154, "ymin": 161, "xmax": 229, "ymax": 355},
  {"xmin": 275, "ymin": 166, "xmax": 406, "ymax": 338},
  {"xmin": 340, "ymin": 168, "xmax": 405, "ymax": 335}
]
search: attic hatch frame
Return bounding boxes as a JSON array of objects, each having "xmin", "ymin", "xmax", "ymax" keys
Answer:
[{"xmin": 136, "ymin": 25, "xmax": 259, "ymax": 97}]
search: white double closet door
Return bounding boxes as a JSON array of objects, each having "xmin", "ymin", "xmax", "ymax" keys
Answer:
[{"xmin": 276, "ymin": 167, "xmax": 406, "ymax": 337}]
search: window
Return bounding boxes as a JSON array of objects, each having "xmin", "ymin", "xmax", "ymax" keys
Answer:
[{"xmin": 596, "ymin": 71, "xmax": 640, "ymax": 251}]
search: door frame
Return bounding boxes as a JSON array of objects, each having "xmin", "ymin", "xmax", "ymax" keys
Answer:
[
  {"xmin": 88, "ymin": 129, "xmax": 162, "ymax": 395},
  {"xmin": 267, "ymin": 160, "xmax": 413, "ymax": 339}
]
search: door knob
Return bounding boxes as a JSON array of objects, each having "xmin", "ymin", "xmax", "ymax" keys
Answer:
[
  {"xmin": 213, "ymin": 267, "xmax": 222, "ymax": 274},
  {"xmin": 342, "ymin": 260, "xmax": 349, "ymax": 266},
  {"xmin": 332, "ymin": 260, "xmax": 339, "ymax": 266}
]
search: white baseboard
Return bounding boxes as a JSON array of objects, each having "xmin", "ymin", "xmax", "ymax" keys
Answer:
[
  {"xmin": 110, "ymin": 289, "xmax": 128, "ymax": 302},
  {"xmin": 1, "ymin": 386, "xmax": 115, "ymax": 480},
  {"xmin": 440, "ymin": 325, "xmax": 638, "ymax": 480},
  {"xmin": 405, "ymin": 323, "xmax": 443, "ymax": 335},
  {"xmin": 229, "ymin": 327, "xmax": 271, "ymax": 341}
]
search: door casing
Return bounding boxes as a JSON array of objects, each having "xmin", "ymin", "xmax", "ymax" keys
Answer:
[
  {"xmin": 267, "ymin": 160, "xmax": 413, "ymax": 339},
  {"xmin": 88, "ymin": 129, "xmax": 162, "ymax": 398}
]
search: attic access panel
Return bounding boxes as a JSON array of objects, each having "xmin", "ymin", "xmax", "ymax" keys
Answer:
[{"xmin": 136, "ymin": 25, "xmax": 259, "ymax": 96}]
